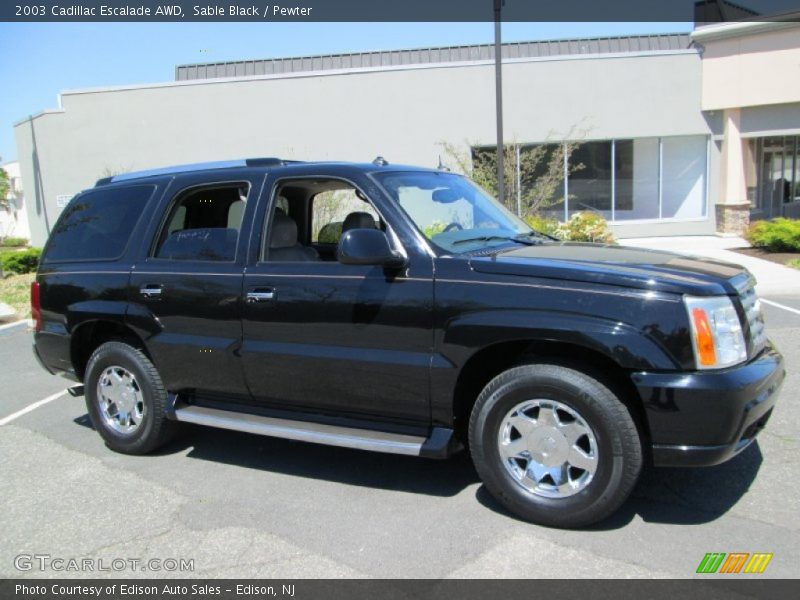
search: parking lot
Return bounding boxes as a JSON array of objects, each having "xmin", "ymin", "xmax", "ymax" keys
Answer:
[{"xmin": 0, "ymin": 296, "xmax": 798, "ymax": 579}]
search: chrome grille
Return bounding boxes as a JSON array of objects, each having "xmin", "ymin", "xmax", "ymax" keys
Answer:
[{"xmin": 740, "ymin": 286, "xmax": 767, "ymax": 356}]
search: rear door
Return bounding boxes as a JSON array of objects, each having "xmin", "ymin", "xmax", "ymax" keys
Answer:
[{"xmin": 127, "ymin": 170, "xmax": 264, "ymax": 398}]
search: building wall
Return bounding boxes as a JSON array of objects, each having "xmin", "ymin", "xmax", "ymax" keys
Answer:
[
  {"xmin": 16, "ymin": 50, "xmax": 711, "ymax": 246},
  {"xmin": 0, "ymin": 161, "xmax": 31, "ymax": 241},
  {"xmin": 697, "ymin": 24, "xmax": 800, "ymax": 111}
]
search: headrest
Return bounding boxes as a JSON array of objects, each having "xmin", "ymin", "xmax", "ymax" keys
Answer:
[
  {"xmin": 342, "ymin": 211, "xmax": 377, "ymax": 232},
  {"xmin": 159, "ymin": 228, "xmax": 238, "ymax": 262},
  {"xmin": 270, "ymin": 212, "xmax": 299, "ymax": 249}
]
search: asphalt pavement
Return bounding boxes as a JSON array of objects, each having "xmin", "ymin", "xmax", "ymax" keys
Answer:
[{"xmin": 0, "ymin": 298, "xmax": 798, "ymax": 579}]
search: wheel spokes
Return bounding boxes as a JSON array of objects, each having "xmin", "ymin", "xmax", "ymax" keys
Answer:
[{"xmin": 568, "ymin": 446, "xmax": 597, "ymax": 473}]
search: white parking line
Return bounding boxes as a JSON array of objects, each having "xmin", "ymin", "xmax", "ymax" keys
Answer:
[
  {"xmin": 761, "ymin": 298, "xmax": 800, "ymax": 317},
  {"xmin": 0, "ymin": 319, "xmax": 32, "ymax": 332},
  {"xmin": 0, "ymin": 390, "xmax": 69, "ymax": 426}
]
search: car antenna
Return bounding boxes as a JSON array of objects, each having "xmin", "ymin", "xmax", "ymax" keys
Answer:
[{"xmin": 437, "ymin": 156, "xmax": 451, "ymax": 171}]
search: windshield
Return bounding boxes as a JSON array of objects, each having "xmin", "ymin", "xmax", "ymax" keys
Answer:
[{"xmin": 374, "ymin": 171, "xmax": 537, "ymax": 253}]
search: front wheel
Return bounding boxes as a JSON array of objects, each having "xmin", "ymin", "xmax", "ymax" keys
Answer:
[
  {"xmin": 469, "ymin": 364, "xmax": 642, "ymax": 528},
  {"xmin": 84, "ymin": 341, "xmax": 178, "ymax": 455}
]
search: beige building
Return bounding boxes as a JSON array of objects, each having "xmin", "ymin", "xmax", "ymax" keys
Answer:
[
  {"xmin": 0, "ymin": 161, "xmax": 30, "ymax": 241},
  {"xmin": 13, "ymin": 18, "xmax": 800, "ymax": 247},
  {"xmin": 693, "ymin": 16, "xmax": 800, "ymax": 232}
]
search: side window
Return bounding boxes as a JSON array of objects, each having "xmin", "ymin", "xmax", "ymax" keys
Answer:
[
  {"xmin": 153, "ymin": 183, "xmax": 248, "ymax": 262},
  {"xmin": 43, "ymin": 185, "xmax": 154, "ymax": 263},
  {"xmin": 312, "ymin": 188, "xmax": 379, "ymax": 244}
]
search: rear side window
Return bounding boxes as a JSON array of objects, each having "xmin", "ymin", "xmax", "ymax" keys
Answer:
[
  {"xmin": 153, "ymin": 183, "xmax": 248, "ymax": 262},
  {"xmin": 43, "ymin": 185, "xmax": 155, "ymax": 263}
]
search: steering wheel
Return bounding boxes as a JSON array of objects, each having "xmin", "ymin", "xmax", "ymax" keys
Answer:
[{"xmin": 443, "ymin": 222, "xmax": 463, "ymax": 233}]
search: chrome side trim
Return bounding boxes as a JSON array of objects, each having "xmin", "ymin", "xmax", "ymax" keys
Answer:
[{"xmin": 173, "ymin": 403, "xmax": 425, "ymax": 456}]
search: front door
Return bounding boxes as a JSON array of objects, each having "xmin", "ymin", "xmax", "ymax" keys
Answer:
[{"xmin": 240, "ymin": 173, "xmax": 434, "ymax": 424}]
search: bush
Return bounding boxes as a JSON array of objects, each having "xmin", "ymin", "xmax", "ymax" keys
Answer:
[
  {"xmin": 745, "ymin": 218, "xmax": 800, "ymax": 253},
  {"xmin": 0, "ymin": 237, "xmax": 28, "ymax": 248},
  {"xmin": 526, "ymin": 212, "xmax": 615, "ymax": 243},
  {"xmin": 523, "ymin": 215, "xmax": 560, "ymax": 237},
  {"xmin": 1, "ymin": 248, "xmax": 41, "ymax": 274},
  {"xmin": 423, "ymin": 221, "xmax": 447, "ymax": 238}
]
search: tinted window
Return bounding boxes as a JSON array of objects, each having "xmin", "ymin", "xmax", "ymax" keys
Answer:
[
  {"xmin": 154, "ymin": 184, "xmax": 248, "ymax": 262},
  {"xmin": 43, "ymin": 185, "xmax": 154, "ymax": 262}
]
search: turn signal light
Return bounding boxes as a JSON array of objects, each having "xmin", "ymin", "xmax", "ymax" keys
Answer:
[{"xmin": 691, "ymin": 307, "xmax": 716, "ymax": 366}]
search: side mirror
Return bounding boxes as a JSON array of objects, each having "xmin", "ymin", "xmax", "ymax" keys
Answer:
[{"xmin": 337, "ymin": 229, "xmax": 406, "ymax": 268}]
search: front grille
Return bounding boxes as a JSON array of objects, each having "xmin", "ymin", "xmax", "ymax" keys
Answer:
[{"xmin": 740, "ymin": 286, "xmax": 767, "ymax": 356}]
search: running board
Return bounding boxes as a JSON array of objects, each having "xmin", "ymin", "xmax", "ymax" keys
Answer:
[{"xmin": 171, "ymin": 402, "xmax": 456, "ymax": 458}]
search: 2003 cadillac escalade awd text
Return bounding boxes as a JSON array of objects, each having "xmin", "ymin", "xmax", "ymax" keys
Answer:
[{"xmin": 32, "ymin": 158, "xmax": 785, "ymax": 528}]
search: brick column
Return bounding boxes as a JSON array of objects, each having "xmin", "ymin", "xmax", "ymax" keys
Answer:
[{"xmin": 716, "ymin": 108, "xmax": 751, "ymax": 235}]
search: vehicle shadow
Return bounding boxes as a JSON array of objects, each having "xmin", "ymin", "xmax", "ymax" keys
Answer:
[
  {"xmin": 73, "ymin": 413, "xmax": 763, "ymax": 518},
  {"xmin": 160, "ymin": 422, "xmax": 480, "ymax": 497},
  {"xmin": 476, "ymin": 442, "xmax": 764, "ymax": 529}
]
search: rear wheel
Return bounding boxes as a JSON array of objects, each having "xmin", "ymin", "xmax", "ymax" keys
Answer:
[
  {"xmin": 84, "ymin": 341, "xmax": 177, "ymax": 454},
  {"xmin": 469, "ymin": 364, "xmax": 642, "ymax": 528}
]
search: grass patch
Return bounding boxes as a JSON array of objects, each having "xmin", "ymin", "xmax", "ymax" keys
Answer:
[
  {"xmin": 787, "ymin": 258, "xmax": 800, "ymax": 270},
  {"xmin": 0, "ymin": 272, "xmax": 35, "ymax": 319}
]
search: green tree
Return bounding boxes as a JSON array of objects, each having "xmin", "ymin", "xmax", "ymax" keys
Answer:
[
  {"xmin": 439, "ymin": 126, "xmax": 587, "ymax": 217},
  {"xmin": 0, "ymin": 168, "xmax": 10, "ymax": 210}
]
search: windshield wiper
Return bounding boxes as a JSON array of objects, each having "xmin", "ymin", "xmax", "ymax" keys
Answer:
[
  {"xmin": 452, "ymin": 234, "xmax": 536, "ymax": 247},
  {"xmin": 514, "ymin": 230, "xmax": 556, "ymax": 242}
]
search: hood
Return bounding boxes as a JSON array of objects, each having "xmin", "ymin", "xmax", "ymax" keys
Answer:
[{"xmin": 468, "ymin": 242, "xmax": 753, "ymax": 296}]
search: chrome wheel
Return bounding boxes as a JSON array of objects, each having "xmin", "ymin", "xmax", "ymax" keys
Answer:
[
  {"xmin": 96, "ymin": 365, "xmax": 145, "ymax": 435},
  {"xmin": 498, "ymin": 399, "xmax": 598, "ymax": 498}
]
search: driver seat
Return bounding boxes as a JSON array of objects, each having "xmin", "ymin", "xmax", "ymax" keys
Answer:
[{"xmin": 342, "ymin": 212, "xmax": 377, "ymax": 232}]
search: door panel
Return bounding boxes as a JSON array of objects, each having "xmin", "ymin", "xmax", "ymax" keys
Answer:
[
  {"xmin": 241, "ymin": 261, "xmax": 433, "ymax": 423},
  {"xmin": 127, "ymin": 172, "xmax": 262, "ymax": 396}
]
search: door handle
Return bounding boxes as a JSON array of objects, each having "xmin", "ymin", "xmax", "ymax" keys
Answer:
[
  {"xmin": 246, "ymin": 288, "xmax": 275, "ymax": 303},
  {"xmin": 139, "ymin": 284, "xmax": 163, "ymax": 299}
]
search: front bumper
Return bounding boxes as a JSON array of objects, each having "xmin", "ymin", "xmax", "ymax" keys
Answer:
[{"xmin": 633, "ymin": 343, "xmax": 785, "ymax": 467}]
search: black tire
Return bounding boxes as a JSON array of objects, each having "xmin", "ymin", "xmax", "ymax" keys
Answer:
[
  {"xmin": 84, "ymin": 341, "xmax": 177, "ymax": 455},
  {"xmin": 469, "ymin": 363, "xmax": 642, "ymax": 528}
]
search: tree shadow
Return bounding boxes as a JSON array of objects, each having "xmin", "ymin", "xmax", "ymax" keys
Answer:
[{"xmin": 476, "ymin": 442, "xmax": 764, "ymax": 529}]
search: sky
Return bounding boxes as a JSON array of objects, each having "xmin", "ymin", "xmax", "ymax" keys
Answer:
[{"xmin": 0, "ymin": 21, "xmax": 691, "ymax": 163}]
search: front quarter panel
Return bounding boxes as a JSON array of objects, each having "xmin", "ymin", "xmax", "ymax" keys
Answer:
[{"xmin": 430, "ymin": 257, "xmax": 693, "ymax": 425}]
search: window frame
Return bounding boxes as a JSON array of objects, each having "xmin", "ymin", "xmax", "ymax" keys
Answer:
[
  {"xmin": 148, "ymin": 180, "xmax": 251, "ymax": 264},
  {"xmin": 258, "ymin": 175, "xmax": 402, "ymax": 265},
  {"xmin": 41, "ymin": 184, "xmax": 157, "ymax": 265}
]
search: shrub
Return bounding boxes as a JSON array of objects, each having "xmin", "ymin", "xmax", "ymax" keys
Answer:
[
  {"xmin": 554, "ymin": 212, "xmax": 615, "ymax": 244},
  {"xmin": 0, "ymin": 237, "xmax": 28, "ymax": 248},
  {"xmin": 423, "ymin": 221, "xmax": 447, "ymax": 238},
  {"xmin": 523, "ymin": 215, "xmax": 560, "ymax": 237},
  {"xmin": 1, "ymin": 248, "xmax": 41, "ymax": 274},
  {"xmin": 745, "ymin": 218, "xmax": 800, "ymax": 253}
]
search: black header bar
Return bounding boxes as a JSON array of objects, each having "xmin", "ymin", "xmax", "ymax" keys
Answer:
[{"xmin": 2, "ymin": 0, "xmax": 800, "ymax": 22}]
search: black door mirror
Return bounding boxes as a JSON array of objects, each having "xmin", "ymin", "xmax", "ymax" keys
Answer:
[{"xmin": 337, "ymin": 229, "xmax": 406, "ymax": 268}]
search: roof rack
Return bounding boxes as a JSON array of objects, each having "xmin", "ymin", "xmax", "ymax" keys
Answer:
[{"xmin": 94, "ymin": 157, "xmax": 298, "ymax": 186}]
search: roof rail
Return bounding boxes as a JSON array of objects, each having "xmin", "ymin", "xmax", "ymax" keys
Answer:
[{"xmin": 94, "ymin": 157, "xmax": 298, "ymax": 186}]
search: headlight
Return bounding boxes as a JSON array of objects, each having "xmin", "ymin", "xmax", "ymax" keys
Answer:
[{"xmin": 684, "ymin": 295, "xmax": 747, "ymax": 370}]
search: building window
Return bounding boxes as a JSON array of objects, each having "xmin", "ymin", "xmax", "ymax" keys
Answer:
[
  {"xmin": 661, "ymin": 135, "xmax": 707, "ymax": 219},
  {"xmin": 567, "ymin": 141, "xmax": 612, "ymax": 219},
  {"xmin": 614, "ymin": 138, "xmax": 659, "ymax": 221},
  {"xmin": 476, "ymin": 135, "xmax": 709, "ymax": 223},
  {"xmin": 747, "ymin": 136, "xmax": 800, "ymax": 219}
]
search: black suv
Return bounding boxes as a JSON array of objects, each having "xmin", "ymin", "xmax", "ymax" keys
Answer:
[{"xmin": 32, "ymin": 158, "xmax": 784, "ymax": 528}]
